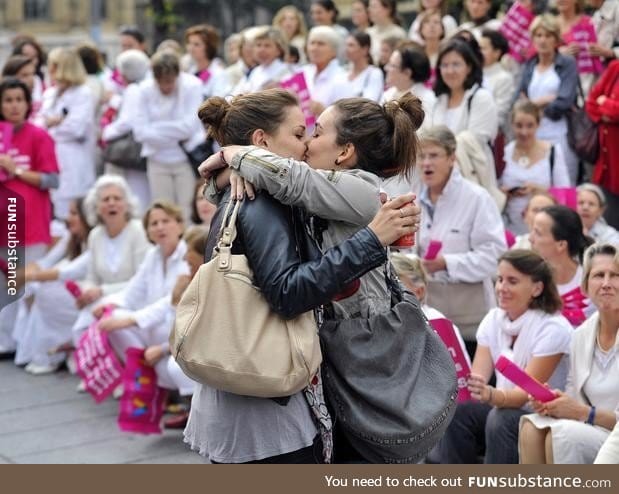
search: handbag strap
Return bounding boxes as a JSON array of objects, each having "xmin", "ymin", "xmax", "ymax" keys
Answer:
[{"xmin": 215, "ymin": 199, "xmax": 243, "ymax": 271}]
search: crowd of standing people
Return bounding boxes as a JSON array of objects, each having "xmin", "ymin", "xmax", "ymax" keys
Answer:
[{"xmin": 0, "ymin": 0, "xmax": 618, "ymax": 464}]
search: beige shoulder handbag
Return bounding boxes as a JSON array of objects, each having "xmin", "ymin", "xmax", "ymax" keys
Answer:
[{"xmin": 171, "ymin": 200, "xmax": 321, "ymax": 398}]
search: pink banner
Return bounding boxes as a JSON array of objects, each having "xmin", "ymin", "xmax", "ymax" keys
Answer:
[
  {"xmin": 564, "ymin": 18, "xmax": 604, "ymax": 75},
  {"xmin": 500, "ymin": 2, "xmax": 535, "ymax": 63},
  {"xmin": 75, "ymin": 306, "xmax": 124, "ymax": 403},
  {"xmin": 280, "ymin": 71, "xmax": 316, "ymax": 130},
  {"xmin": 495, "ymin": 355, "xmax": 557, "ymax": 402},
  {"xmin": 430, "ymin": 318, "xmax": 472, "ymax": 402},
  {"xmin": 549, "ymin": 187, "xmax": 578, "ymax": 210},
  {"xmin": 118, "ymin": 348, "xmax": 167, "ymax": 435}
]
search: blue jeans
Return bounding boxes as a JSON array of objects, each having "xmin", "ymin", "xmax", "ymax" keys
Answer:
[{"xmin": 437, "ymin": 401, "xmax": 526, "ymax": 464}]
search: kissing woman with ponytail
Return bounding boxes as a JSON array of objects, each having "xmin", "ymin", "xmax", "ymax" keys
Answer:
[
  {"xmin": 199, "ymin": 91, "xmax": 426, "ymax": 462},
  {"xmin": 185, "ymin": 88, "xmax": 421, "ymax": 464}
]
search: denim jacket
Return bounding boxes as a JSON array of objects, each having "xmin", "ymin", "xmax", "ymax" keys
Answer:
[{"xmin": 515, "ymin": 52, "xmax": 579, "ymax": 121}]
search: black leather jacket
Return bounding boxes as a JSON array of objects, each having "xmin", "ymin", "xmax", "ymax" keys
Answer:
[{"xmin": 205, "ymin": 189, "xmax": 387, "ymax": 319}]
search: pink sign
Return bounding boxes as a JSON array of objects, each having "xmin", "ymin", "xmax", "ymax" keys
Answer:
[
  {"xmin": 281, "ymin": 72, "xmax": 316, "ymax": 130},
  {"xmin": 197, "ymin": 69, "xmax": 212, "ymax": 84},
  {"xmin": 0, "ymin": 122, "xmax": 13, "ymax": 182},
  {"xmin": 65, "ymin": 280, "xmax": 82, "ymax": 299},
  {"xmin": 549, "ymin": 187, "xmax": 578, "ymax": 210},
  {"xmin": 561, "ymin": 287, "xmax": 588, "ymax": 326},
  {"xmin": 500, "ymin": 2, "xmax": 535, "ymax": 63},
  {"xmin": 495, "ymin": 355, "xmax": 557, "ymax": 402},
  {"xmin": 430, "ymin": 318, "xmax": 472, "ymax": 402},
  {"xmin": 564, "ymin": 18, "xmax": 604, "ymax": 75},
  {"xmin": 424, "ymin": 240, "xmax": 443, "ymax": 261},
  {"xmin": 118, "ymin": 348, "xmax": 167, "ymax": 435},
  {"xmin": 75, "ymin": 307, "xmax": 124, "ymax": 403}
]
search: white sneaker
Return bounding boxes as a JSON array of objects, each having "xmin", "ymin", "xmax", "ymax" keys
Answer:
[
  {"xmin": 25, "ymin": 363, "xmax": 60, "ymax": 375},
  {"xmin": 66, "ymin": 352, "xmax": 78, "ymax": 375},
  {"xmin": 76, "ymin": 380, "xmax": 87, "ymax": 393},
  {"xmin": 112, "ymin": 384, "xmax": 124, "ymax": 400}
]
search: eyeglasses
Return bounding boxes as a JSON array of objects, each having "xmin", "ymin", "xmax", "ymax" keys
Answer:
[{"xmin": 439, "ymin": 62, "xmax": 466, "ymax": 71}]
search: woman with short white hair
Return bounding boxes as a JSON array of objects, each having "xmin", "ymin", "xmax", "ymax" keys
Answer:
[
  {"xmin": 303, "ymin": 26, "xmax": 345, "ymax": 117},
  {"xmin": 102, "ymin": 49, "xmax": 152, "ymax": 212},
  {"xmin": 576, "ymin": 183, "xmax": 619, "ymax": 245},
  {"xmin": 71, "ymin": 175, "xmax": 150, "ymax": 347}
]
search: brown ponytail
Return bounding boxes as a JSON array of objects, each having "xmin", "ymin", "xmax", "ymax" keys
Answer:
[{"xmin": 333, "ymin": 92, "xmax": 424, "ymax": 180}]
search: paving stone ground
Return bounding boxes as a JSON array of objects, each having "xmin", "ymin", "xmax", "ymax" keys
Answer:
[{"xmin": 0, "ymin": 360, "xmax": 207, "ymax": 464}]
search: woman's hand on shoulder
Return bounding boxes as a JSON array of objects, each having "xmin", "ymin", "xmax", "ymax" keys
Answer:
[
  {"xmin": 367, "ymin": 193, "xmax": 420, "ymax": 247},
  {"xmin": 230, "ymin": 170, "xmax": 255, "ymax": 201}
]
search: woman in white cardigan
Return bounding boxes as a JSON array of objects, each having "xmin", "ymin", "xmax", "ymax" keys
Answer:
[
  {"xmin": 71, "ymin": 175, "xmax": 150, "ymax": 346},
  {"xmin": 39, "ymin": 48, "xmax": 96, "ymax": 220},
  {"xmin": 99, "ymin": 201, "xmax": 195, "ymax": 396},
  {"xmin": 15, "ymin": 198, "xmax": 92, "ymax": 374},
  {"xmin": 520, "ymin": 243, "xmax": 619, "ymax": 464},
  {"xmin": 428, "ymin": 39, "xmax": 498, "ymax": 171}
]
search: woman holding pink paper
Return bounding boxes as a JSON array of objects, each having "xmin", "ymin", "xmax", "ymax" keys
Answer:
[
  {"xmin": 0, "ymin": 78, "xmax": 60, "ymax": 355},
  {"xmin": 557, "ymin": 0, "xmax": 602, "ymax": 93},
  {"xmin": 437, "ymin": 249, "xmax": 571, "ymax": 464},
  {"xmin": 520, "ymin": 243, "xmax": 619, "ymax": 464}
]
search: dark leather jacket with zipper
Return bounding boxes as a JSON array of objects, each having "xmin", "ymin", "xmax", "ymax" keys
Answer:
[{"xmin": 205, "ymin": 189, "xmax": 387, "ymax": 319}]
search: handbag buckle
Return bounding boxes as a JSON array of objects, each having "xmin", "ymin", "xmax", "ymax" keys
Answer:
[{"xmin": 218, "ymin": 246, "xmax": 232, "ymax": 271}]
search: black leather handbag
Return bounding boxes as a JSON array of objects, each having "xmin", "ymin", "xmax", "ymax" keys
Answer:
[
  {"xmin": 103, "ymin": 132, "xmax": 146, "ymax": 171},
  {"xmin": 319, "ymin": 267, "xmax": 458, "ymax": 464},
  {"xmin": 568, "ymin": 81, "xmax": 599, "ymax": 164},
  {"xmin": 180, "ymin": 138, "xmax": 214, "ymax": 178}
]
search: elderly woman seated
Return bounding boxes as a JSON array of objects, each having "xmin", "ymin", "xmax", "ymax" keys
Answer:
[{"xmin": 519, "ymin": 243, "xmax": 619, "ymax": 464}]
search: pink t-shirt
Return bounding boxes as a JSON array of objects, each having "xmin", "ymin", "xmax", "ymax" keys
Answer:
[{"xmin": 2, "ymin": 122, "xmax": 59, "ymax": 246}]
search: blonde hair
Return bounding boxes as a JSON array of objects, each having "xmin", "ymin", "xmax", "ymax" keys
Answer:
[
  {"xmin": 254, "ymin": 27, "xmax": 289, "ymax": 60},
  {"xmin": 530, "ymin": 14, "xmax": 562, "ymax": 43},
  {"xmin": 48, "ymin": 47, "xmax": 86, "ymax": 87},
  {"xmin": 391, "ymin": 254, "xmax": 428, "ymax": 288},
  {"xmin": 273, "ymin": 6, "xmax": 308, "ymax": 40},
  {"xmin": 143, "ymin": 200, "xmax": 184, "ymax": 243}
]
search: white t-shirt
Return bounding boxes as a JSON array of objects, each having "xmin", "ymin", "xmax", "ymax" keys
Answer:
[
  {"xmin": 500, "ymin": 141, "xmax": 570, "ymax": 234},
  {"xmin": 528, "ymin": 66, "xmax": 567, "ymax": 142},
  {"xmin": 476, "ymin": 308, "xmax": 572, "ymax": 391}
]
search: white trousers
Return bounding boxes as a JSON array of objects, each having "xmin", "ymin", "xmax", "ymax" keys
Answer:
[
  {"xmin": 147, "ymin": 159, "xmax": 196, "ymax": 224},
  {"xmin": 0, "ymin": 244, "xmax": 48, "ymax": 351}
]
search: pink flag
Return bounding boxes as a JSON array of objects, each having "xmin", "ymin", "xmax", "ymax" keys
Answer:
[
  {"xmin": 118, "ymin": 348, "xmax": 167, "ymax": 435},
  {"xmin": 75, "ymin": 306, "xmax": 124, "ymax": 403},
  {"xmin": 281, "ymin": 72, "xmax": 316, "ymax": 130},
  {"xmin": 424, "ymin": 240, "xmax": 443, "ymax": 261},
  {"xmin": 495, "ymin": 355, "xmax": 557, "ymax": 402},
  {"xmin": 430, "ymin": 318, "xmax": 472, "ymax": 402},
  {"xmin": 500, "ymin": 2, "xmax": 535, "ymax": 63}
]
